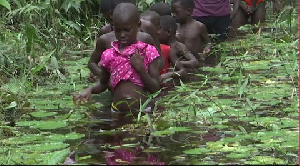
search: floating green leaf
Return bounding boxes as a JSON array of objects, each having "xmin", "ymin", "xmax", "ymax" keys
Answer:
[
  {"xmin": 183, "ymin": 148, "xmax": 210, "ymax": 154},
  {"xmin": 20, "ymin": 142, "xmax": 69, "ymax": 152},
  {"xmin": 17, "ymin": 120, "xmax": 67, "ymax": 130},
  {"xmin": 30, "ymin": 110, "xmax": 57, "ymax": 118}
]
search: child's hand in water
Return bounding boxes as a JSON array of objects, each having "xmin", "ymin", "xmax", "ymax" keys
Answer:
[
  {"xmin": 130, "ymin": 49, "xmax": 145, "ymax": 72},
  {"xmin": 73, "ymin": 87, "xmax": 93, "ymax": 106}
]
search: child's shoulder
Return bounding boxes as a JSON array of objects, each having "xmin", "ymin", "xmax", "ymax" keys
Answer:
[
  {"xmin": 97, "ymin": 31, "xmax": 115, "ymax": 43},
  {"xmin": 191, "ymin": 19, "xmax": 205, "ymax": 27}
]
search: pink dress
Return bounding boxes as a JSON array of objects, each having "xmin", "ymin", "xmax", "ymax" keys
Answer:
[{"xmin": 100, "ymin": 41, "xmax": 160, "ymax": 90}]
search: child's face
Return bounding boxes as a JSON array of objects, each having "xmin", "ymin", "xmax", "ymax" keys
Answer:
[
  {"xmin": 102, "ymin": 11, "xmax": 113, "ymax": 23},
  {"xmin": 114, "ymin": 19, "xmax": 140, "ymax": 47},
  {"xmin": 171, "ymin": 2, "xmax": 189, "ymax": 23},
  {"xmin": 157, "ymin": 28, "xmax": 170, "ymax": 44}
]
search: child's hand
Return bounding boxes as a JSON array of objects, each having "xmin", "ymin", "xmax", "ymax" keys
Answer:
[
  {"xmin": 73, "ymin": 87, "xmax": 92, "ymax": 106},
  {"xmin": 87, "ymin": 73, "xmax": 98, "ymax": 83},
  {"xmin": 130, "ymin": 49, "xmax": 145, "ymax": 72},
  {"xmin": 159, "ymin": 73, "xmax": 173, "ymax": 83},
  {"xmin": 240, "ymin": 4, "xmax": 252, "ymax": 15}
]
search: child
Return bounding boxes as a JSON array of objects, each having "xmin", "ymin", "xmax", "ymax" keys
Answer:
[
  {"xmin": 141, "ymin": 11, "xmax": 161, "ymax": 32},
  {"xmin": 171, "ymin": 0, "xmax": 212, "ymax": 63},
  {"xmin": 140, "ymin": 11, "xmax": 161, "ymax": 56},
  {"xmin": 149, "ymin": 2, "xmax": 172, "ymax": 16},
  {"xmin": 74, "ymin": 3, "xmax": 161, "ymax": 112},
  {"xmin": 97, "ymin": 0, "xmax": 136, "ymax": 37},
  {"xmin": 88, "ymin": 1, "xmax": 164, "ymax": 82},
  {"xmin": 232, "ymin": 0, "xmax": 280, "ymax": 29},
  {"xmin": 158, "ymin": 15, "xmax": 200, "ymax": 82}
]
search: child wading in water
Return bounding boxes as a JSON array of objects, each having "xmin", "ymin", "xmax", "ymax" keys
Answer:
[
  {"xmin": 74, "ymin": 3, "xmax": 161, "ymax": 112},
  {"xmin": 158, "ymin": 15, "xmax": 200, "ymax": 82},
  {"xmin": 171, "ymin": 0, "xmax": 211, "ymax": 63}
]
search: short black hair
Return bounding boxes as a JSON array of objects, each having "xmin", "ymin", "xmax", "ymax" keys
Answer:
[
  {"xmin": 100, "ymin": 0, "xmax": 135, "ymax": 13},
  {"xmin": 113, "ymin": 0, "xmax": 136, "ymax": 6},
  {"xmin": 141, "ymin": 11, "xmax": 160, "ymax": 27},
  {"xmin": 171, "ymin": 0, "xmax": 194, "ymax": 9},
  {"xmin": 113, "ymin": 3, "xmax": 140, "ymax": 24},
  {"xmin": 160, "ymin": 15, "xmax": 177, "ymax": 32},
  {"xmin": 149, "ymin": 2, "xmax": 171, "ymax": 16},
  {"xmin": 100, "ymin": 0, "xmax": 114, "ymax": 13}
]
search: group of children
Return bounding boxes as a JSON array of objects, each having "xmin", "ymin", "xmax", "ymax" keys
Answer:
[{"xmin": 73, "ymin": 0, "xmax": 280, "ymax": 112}]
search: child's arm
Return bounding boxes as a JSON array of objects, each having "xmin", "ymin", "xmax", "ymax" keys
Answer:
[
  {"xmin": 239, "ymin": 1, "xmax": 251, "ymax": 14},
  {"xmin": 175, "ymin": 42, "xmax": 200, "ymax": 68},
  {"xmin": 73, "ymin": 66, "xmax": 109, "ymax": 106},
  {"xmin": 160, "ymin": 46, "xmax": 187, "ymax": 82},
  {"xmin": 130, "ymin": 50, "xmax": 160, "ymax": 93},
  {"xmin": 199, "ymin": 24, "xmax": 212, "ymax": 54},
  {"xmin": 97, "ymin": 24, "xmax": 112, "ymax": 37},
  {"xmin": 231, "ymin": 0, "xmax": 241, "ymax": 20},
  {"xmin": 88, "ymin": 36, "xmax": 107, "ymax": 77},
  {"xmin": 139, "ymin": 32, "xmax": 164, "ymax": 71}
]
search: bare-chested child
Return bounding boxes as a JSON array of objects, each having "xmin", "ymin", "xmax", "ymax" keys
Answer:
[
  {"xmin": 88, "ymin": 0, "xmax": 164, "ymax": 82},
  {"xmin": 171, "ymin": 0, "xmax": 212, "ymax": 64},
  {"xmin": 74, "ymin": 3, "xmax": 161, "ymax": 112},
  {"xmin": 158, "ymin": 15, "xmax": 200, "ymax": 82}
]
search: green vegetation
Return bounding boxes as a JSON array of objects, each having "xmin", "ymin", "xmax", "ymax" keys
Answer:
[{"xmin": 0, "ymin": 0, "xmax": 298, "ymax": 165}]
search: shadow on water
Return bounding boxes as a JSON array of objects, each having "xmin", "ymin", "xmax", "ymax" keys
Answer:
[{"xmin": 67, "ymin": 104, "xmax": 168, "ymax": 164}]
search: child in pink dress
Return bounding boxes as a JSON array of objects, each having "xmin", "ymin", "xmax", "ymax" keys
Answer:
[{"xmin": 73, "ymin": 3, "xmax": 161, "ymax": 112}]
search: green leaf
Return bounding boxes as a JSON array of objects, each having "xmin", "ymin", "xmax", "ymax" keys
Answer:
[
  {"xmin": 20, "ymin": 142, "xmax": 69, "ymax": 152},
  {"xmin": 30, "ymin": 110, "xmax": 57, "ymax": 118},
  {"xmin": 183, "ymin": 148, "xmax": 210, "ymax": 154},
  {"xmin": 46, "ymin": 133, "xmax": 85, "ymax": 141},
  {"xmin": 226, "ymin": 152, "xmax": 251, "ymax": 159},
  {"xmin": 17, "ymin": 121, "xmax": 68, "ymax": 130},
  {"xmin": 238, "ymin": 75, "xmax": 249, "ymax": 98},
  {"xmin": 34, "ymin": 121, "xmax": 68, "ymax": 130},
  {"xmin": 0, "ymin": 0, "xmax": 11, "ymax": 11},
  {"xmin": 51, "ymin": 56, "xmax": 59, "ymax": 70},
  {"xmin": 151, "ymin": 127, "xmax": 190, "ymax": 136},
  {"xmin": 42, "ymin": 148, "xmax": 71, "ymax": 165},
  {"xmin": 1, "ymin": 134, "xmax": 44, "ymax": 145},
  {"xmin": 4, "ymin": 101, "xmax": 17, "ymax": 110}
]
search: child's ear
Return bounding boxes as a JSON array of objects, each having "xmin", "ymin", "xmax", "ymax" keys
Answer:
[
  {"xmin": 167, "ymin": 29, "xmax": 172, "ymax": 36},
  {"xmin": 137, "ymin": 20, "xmax": 142, "ymax": 28},
  {"xmin": 186, "ymin": 8, "xmax": 193, "ymax": 15}
]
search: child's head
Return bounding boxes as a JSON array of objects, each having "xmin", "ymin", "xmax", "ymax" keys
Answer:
[
  {"xmin": 171, "ymin": 0, "xmax": 194, "ymax": 23},
  {"xmin": 158, "ymin": 15, "xmax": 177, "ymax": 44},
  {"xmin": 113, "ymin": 3, "xmax": 141, "ymax": 47},
  {"xmin": 149, "ymin": 2, "xmax": 171, "ymax": 16},
  {"xmin": 100, "ymin": 0, "xmax": 115, "ymax": 23},
  {"xmin": 100, "ymin": 0, "xmax": 136, "ymax": 23},
  {"xmin": 141, "ymin": 11, "xmax": 161, "ymax": 30},
  {"xmin": 114, "ymin": 0, "xmax": 136, "ymax": 5}
]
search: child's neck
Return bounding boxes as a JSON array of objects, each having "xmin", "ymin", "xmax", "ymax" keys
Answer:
[
  {"xmin": 168, "ymin": 36, "xmax": 177, "ymax": 45},
  {"xmin": 118, "ymin": 40, "xmax": 138, "ymax": 51},
  {"xmin": 180, "ymin": 16, "xmax": 193, "ymax": 25}
]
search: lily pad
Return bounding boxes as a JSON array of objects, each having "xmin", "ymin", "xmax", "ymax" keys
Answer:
[
  {"xmin": 20, "ymin": 142, "xmax": 69, "ymax": 152},
  {"xmin": 17, "ymin": 120, "xmax": 68, "ymax": 130},
  {"xmin": 30, "ymin": 110, "xmax": 57, "ymax": 118},
  {"xmin": 151, "ymin": 127, "xmax": 191, "ymax": 136},
  {"xmin": 183, "ymin": 147, "xmax": 210, "ymax": 154}
]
